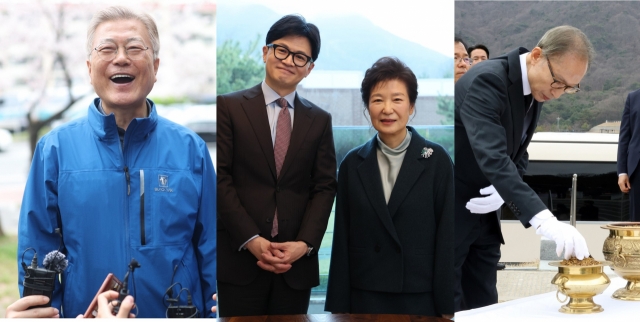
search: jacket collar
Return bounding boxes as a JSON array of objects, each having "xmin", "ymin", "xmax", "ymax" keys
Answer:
[
  {"xmin": 355, "ymin": 126, "xmax": 428, "ymax": 245},
  {"xmin": 88, "ymin": 98, "xmax": 158, "ymax": 142}
]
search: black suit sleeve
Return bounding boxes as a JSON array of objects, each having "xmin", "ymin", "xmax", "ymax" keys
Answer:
[
  {"xmin": 216, "ymin": 94, "xmax": 261, "ymax": 249},
  {"xmin": 295, "ymin": 113, "xmax": 337, "ymax": 250},
  {"xmin": 324, "ymin": 156, "xmax": 351, "ymax": 313},
  {"xmin": 516, "ymin": 151, "xmax": 529, "ymax": 178},
  {"xmin": 459, "ymin": 72, "xmax": 546, "ymax": 226},
  {"xmin": 433, "ymin": 150, "xmax": 454, "ymax": 315},
  {"xmin": 618, "ymin": 93, "xmax": 632, "ymax": 175}
]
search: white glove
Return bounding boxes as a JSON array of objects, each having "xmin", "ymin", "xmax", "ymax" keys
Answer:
[
  {"xmin": 466, "ymin": 185, "xmax": 504, "ymax": 214},
  {"xmin": 535, "ymin": 216, "xmax": 590, "ymax": 260}
]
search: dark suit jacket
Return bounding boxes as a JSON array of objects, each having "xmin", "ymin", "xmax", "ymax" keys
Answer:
[
  {"xmin": 455, "ymin": 47, "xmax": 547, "ymax": 245},
  {"xmin": 617, "ymin": 89, "xmax": 640, "ymax": 178},
  {"xmin": 216, "ymin": 84, "xmax": 337, "ymax": 290},
  {"xmin": 325, "ymin": 127, "xmax": 454, "ymax": 315}
]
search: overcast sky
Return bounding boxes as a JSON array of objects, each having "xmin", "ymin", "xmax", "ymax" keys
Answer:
[{"xmin": 222, "ymin": 0, "xmax": 453, "ymax": 57}]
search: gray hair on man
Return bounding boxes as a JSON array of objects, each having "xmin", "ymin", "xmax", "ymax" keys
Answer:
[
  {"xmin": 86, "ymin": 6, "xmax": 160, "ymax": 60},
  {"xmin": 537, "ymin": 25, "xmax": 595, "ymax": 64}
]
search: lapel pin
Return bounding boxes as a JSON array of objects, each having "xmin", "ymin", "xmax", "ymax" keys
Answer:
[{"xmin": 421, "ymin": 147, "xmax": 433, "ymax": 159}]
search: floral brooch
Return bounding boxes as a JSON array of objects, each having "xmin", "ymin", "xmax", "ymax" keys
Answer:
[{"xmin": 421, "ymin": 147, "xmax": 434, "ymax": 159}]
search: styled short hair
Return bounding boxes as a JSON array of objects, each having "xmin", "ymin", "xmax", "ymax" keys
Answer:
[
  {"xmin": 467, "ymin": 44, "xmax": 490, "ymax": 59},
  {"xmin": 454, "ymin": 37, "xmax": 467, "ymax": 50},
  {"xmin": 361, "ymin": 57, "xmax": 418, "ymax": 108},
  {"xmin": 87, "ymin": 6, "xmax": 160, "ymax": 59},
  {"xmin": 537, "ymin": 25, "xmax": 594, "ymax": 64},
  {"xmin": 266, "ymin": 14, "xmax": 321, "ymax": 62}
]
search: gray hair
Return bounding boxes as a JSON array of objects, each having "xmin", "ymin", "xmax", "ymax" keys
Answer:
[
  {"xmin": 536, "ymin": 25, "xmax": 594, "ymax": 64},
  {"xmin": 87, "ymin": 6, "xmax": 160, "ymax": 60}
]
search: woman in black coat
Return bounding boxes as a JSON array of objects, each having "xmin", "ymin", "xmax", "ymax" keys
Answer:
[{"xmin": 325, "ymin": 57, "xmax": 454, "ymax": 318}]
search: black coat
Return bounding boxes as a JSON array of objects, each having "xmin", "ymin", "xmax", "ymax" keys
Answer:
[
  {"xmin": 454, "ymin": 47, "xmax": 546, "ymax": 244},
  {"xmin": 325, "ymin": 127, "xmax": 454, "ymax": 315}
]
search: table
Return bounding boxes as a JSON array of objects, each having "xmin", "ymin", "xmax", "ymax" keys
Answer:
[
  {"xmin": 217, "ymin": 314, "xmax": 450, "ymax": 322},
  {"xmin": 456, "ymin": 276, "xmax": 640, "ymax": 321}
]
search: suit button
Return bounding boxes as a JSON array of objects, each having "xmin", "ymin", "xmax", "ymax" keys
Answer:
[
  {"xmin": 266, "ymin": 218, "xmax": 272, "ymax": 223},
  {"xmin": 276, "ymin": 186, "xmax": 281, "ymax": 192},
  {"xmin": 374, "ymin": 245, "xmax": 381, "ymax": 253}
]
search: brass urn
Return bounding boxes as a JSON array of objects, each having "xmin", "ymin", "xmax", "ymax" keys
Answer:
[
  {"xmin": 602, "ymin": 222, "xmax": 640, "ymax": 300},
  {"xmin": 549, "ymin": 261, "xmax": 611, "ymax": 314}
]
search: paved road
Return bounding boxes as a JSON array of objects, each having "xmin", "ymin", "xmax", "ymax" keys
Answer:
[{"xmin": 0, "ymin": 140, "xmax": 216, "ymax": 236}]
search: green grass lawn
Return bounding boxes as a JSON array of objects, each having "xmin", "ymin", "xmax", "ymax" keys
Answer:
[{"xmin": 0, "ymin": 235, "xmax": 19, "ymax": 317}]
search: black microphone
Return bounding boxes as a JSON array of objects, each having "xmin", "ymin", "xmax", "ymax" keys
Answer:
[
  {"xmin": 21, "ymin": 229, "xmax": 67, "ymax": 309},
  {"xmin": 113, "ymin": 259, "xmax": 141, "ymax": 315}
]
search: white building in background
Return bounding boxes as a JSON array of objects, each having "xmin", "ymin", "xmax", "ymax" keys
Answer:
[{"xmin": 297, "ymin": 70, "xmax": 453, "ymax": 126}]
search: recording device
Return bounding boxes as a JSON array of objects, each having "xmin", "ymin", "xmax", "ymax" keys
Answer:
[
  {"xmin": 163, "ymin": 265, "xmax": 199, "ymax": 318},
  {"xmin": 112, "ymin": 258, "xmax": 141, "ymax": 316},
  {"xmin": 21, "ymin": 228, "xmax": 68, "ymax": 309},
  {"xmin": 83, "ymin": 273, "xmax": 123, "ymax": 318}
]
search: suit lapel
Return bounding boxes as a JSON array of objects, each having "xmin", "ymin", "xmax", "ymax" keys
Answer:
[
  {"xmin": 387, "ymin": 128, "xmax": 426, "ymax": 218},
  {"xmin": 278, "ymin": 93, "xmax": 314, "ymax": 179},
  {"xmin": 241, "ymin": 84, "xmax": 277, "ymax": 179},
  {"xmin": 357, "ymin": 137, "xmax": 401, "ymax": 246},
  {"xmin": 507, "ymin": 47, "xmax": 528, "ymax": 160}
]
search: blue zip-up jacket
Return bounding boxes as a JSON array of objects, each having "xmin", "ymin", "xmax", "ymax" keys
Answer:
[{"xmin": 17, "ymin": 98, "xmax": 216, "ymax": 318}]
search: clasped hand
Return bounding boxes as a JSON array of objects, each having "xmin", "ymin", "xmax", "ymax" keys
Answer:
[{"xmin": 246, "ymin": 237, "xmax": 307, "ymax": 273}]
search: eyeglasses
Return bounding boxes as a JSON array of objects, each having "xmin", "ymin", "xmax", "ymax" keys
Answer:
[
  {"xmin": 545, "ymin": 54, "xmax": 580, "ymax": 94},
  {"xmin": 92, "ymin": 43, "xmax": 150, "ymax": 62},
  {"xmin": 267, "ymin": 44, "xmax": 313, "ymax": 67},
  {"xmin": 455, "ymin": 57, "xmax": 471, "ymax": 65}
]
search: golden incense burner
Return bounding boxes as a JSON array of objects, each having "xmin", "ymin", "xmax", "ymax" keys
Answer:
[
  {"xmin": 549, "ymin": 259, "xmax": 612, "ymax": 314},
  {"xmin": 602, "ymin": 222, "xmax": 640, "ymax": 301}
]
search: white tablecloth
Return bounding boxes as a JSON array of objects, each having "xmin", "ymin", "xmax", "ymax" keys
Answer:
[{"xmin": 456, "ymin": 277, "xmax": 640, "ymax": 322}]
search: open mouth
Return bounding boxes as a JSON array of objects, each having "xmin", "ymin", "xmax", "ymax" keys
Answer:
[{"xmin": 110, "ymin": 74, "xmax": 135, "ymax": 84}]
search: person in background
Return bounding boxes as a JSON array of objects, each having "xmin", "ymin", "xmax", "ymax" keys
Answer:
[
  {"xmin": 468, "ymin": 44, "xmax": 490, "ymax": 67},
  {"xmin": 455, "ymin": 37, "xmax": 470, "ymax": 83}
]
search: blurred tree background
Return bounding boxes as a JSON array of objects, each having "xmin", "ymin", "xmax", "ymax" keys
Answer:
[{"xmin": 456, "ymin": 1, "xmax": 639, "ymax": 132}]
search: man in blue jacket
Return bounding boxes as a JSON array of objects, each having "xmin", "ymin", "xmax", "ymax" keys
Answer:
[{"xmin": 15, "ymin": 6, "xmax": 216, "ymax": 318}]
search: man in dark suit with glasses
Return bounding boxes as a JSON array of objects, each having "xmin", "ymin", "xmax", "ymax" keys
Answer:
[
  {"xmin": 216, "ymin": 14, "xmax": 337, "ymax": 316},
  {"xmin": 454, "ymin": 25, "xmax": 594, "ymax": 311}
]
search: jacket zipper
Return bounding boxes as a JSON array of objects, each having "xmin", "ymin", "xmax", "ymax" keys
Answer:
[
  {"xmin": 140, "ymin": 169, "xmax": 146, "ymax": 246},
  {"xmin": 124, "ymin": 166, "xmax": 131, "ymax": 196}
]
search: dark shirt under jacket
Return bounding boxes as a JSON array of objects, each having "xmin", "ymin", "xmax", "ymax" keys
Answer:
[{"xmin": 325, "ymin": 126, "xmax": 454, "ymax": 316}]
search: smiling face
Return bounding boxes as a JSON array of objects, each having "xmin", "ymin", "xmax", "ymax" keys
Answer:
[
  {"xmin": 368, "ymin": 79, "xmax": 414, "ymax": 148},
  {"xmin": 527, "ymin": 47, "xmax": 588, "ymax": 102},
  {"xmin": 87, "ymin": 19, "xmax": 159, "ymax": 113},
  {"xmin": 262, "ymin": 35, "xmax": 314, "ymax": 96}
]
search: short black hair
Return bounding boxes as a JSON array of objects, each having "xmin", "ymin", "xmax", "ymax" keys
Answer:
[
  {"xmin": 454, "ymin": 36, "xmax": 467, "ymax": 49},
  {"xmin": 467, "ymin": 44, "xmax": 490, "ymax": 58},
  {"xmin": 361, "ymin": 57, "xmax": 418, "ymax": 108},
  {"xmin": 266, "ymin": 14, "xmax": 321, "ymax": 62}
]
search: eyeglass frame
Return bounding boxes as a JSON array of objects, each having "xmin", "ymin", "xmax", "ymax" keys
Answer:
[
  {"xmin": 266, "ymin": 43, "xmax": 313, "ymax": 67},
  {"xmin": 455, "ymin": 56, "xmax": 471, "ymax": 65},
  {"xmin": 545, "ymin": 54, "xmax": 580, "ymax": 94},
  {"xmin": 91, "ymin": 42, "xmax": 151, "ymax": 62}
]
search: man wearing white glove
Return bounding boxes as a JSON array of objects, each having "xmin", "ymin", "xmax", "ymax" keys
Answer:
[{"xmin": 454, "ymin": 26, "xmax": 594, "ymax": 312}]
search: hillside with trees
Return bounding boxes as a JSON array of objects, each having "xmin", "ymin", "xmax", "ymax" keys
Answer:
[{"xmin": 455, "ymin": 1, "xmax": 640, "ymax": 132}]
